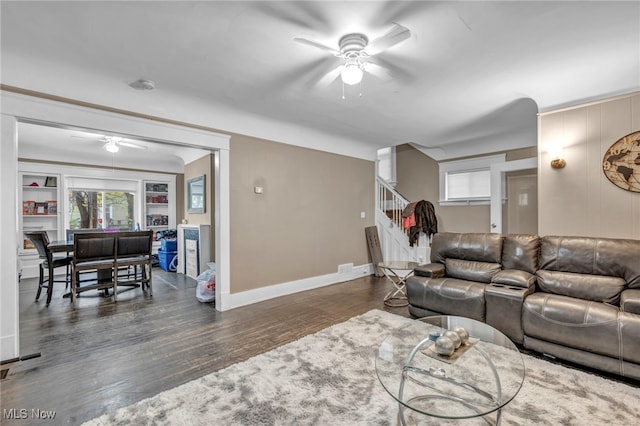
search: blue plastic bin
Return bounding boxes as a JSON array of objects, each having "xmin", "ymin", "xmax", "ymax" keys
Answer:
[
  {"xmin": 158, "ymin": 249, "xmax": 177, "ymax": 272},
  {"xmin": 160, "ymin": 239, "xmax": 177, "ymax": 252}
]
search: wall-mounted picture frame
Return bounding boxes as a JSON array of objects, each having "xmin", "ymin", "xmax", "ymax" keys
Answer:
[
  {"xmin": 187, "ymin": 175, "xmax": 205, "ymax": 214},
  {"xmin": 45, "ymin": 176, "xmax": 57, "ymax": 187}
]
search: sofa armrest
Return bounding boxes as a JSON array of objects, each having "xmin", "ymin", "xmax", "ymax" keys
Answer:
[
  {"xmin": 414, "ymin": 263, "xmax": 445, "ymax": 278},
  {"xmin": 621, "ymin": 289, "xmax": 640, "ymax": 314},
  {"xmin": 485, "ymin": 284, "xmax": 535, "ymax": 344},
  {"xmin": 491, "ymin": 269, "xmax": 536, "ymax": 289}
]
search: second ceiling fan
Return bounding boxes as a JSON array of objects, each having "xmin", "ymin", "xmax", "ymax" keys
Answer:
[{"xmin": 101, "ymin": 136, "xmax": 147, "ymax": 153}]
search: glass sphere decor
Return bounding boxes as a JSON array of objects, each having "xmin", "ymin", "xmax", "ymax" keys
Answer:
[
  {"xmin": 453, "ymin": 326, "xmax": 469, "ymax": 344},
  {"xmin": 444, "ymin": 330, "xmax": 462, "ymax": 348},
  {"xmin": 434, "ymin": 336, "xmax": 456, "ymax": 356}
]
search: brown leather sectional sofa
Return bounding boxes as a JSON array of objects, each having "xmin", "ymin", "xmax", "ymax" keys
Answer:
[{"xmin": 405, "ymin": 232, "xmax": 640, "ymax": 380}]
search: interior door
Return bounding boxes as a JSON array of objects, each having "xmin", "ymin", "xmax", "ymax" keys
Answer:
[
  {"xmin": 489, "ymin": 158, "xmax": 537, "ymax": 234},
  {"xmin": 504, "ymin": 172, "xmax": 538, "ymax": 234}
]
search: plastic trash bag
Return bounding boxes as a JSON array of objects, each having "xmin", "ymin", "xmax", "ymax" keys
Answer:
[{"xmin": 196, "ymin": 262, "xmax": 216, "ymax": 303}]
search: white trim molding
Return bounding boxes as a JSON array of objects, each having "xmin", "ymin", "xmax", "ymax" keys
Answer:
[
  {"xmin": 0, "ymin": 114, "xmax": 20, "ymax": 361},
  {"xmin": 227, "ymin": 264, "xmax": 374, "ymax": 310}
]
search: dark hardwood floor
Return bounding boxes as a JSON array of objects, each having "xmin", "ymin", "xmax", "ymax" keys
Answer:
[{"xmin": 1, "ymin": 268, "xmax": 409, "ymax": 425}]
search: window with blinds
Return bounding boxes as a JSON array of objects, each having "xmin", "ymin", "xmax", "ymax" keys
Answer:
[
  {"xmin": 445, "ymin": 169, "xmax": 491, "ymax": 200},
  {"xmin": 439, "ymin": 154, "xmax": 505, "ymax": 205}
]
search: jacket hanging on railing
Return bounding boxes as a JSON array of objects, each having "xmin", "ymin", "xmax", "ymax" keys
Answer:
[
  {"xmin": 408, "ymin": 200, "xmax": 438, "ymax": 247},
  {"xmin": 401, "ymin": 202, "xmax": 417, "ymax": 230}
]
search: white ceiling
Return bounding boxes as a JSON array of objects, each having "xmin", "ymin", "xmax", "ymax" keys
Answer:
[
  {"xmin": 16, "ymin": 122, "xmax": 212, "ymax": 173},
  {"xmin": 2, "ymin": 1, "xmax": 639, "ymax": 163}
]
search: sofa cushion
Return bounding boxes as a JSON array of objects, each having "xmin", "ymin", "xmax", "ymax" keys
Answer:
[
  {"xmin": 539, "ymin": 236, "xmax": 640, "ymax": 288},
  {"xmin": 445, "ymin": 258, "xmax": 500, "ymax": 283},
  {"xmin": 492, "ymin": 269, "xmax": 536, "ymax": 289},
  {"xmin": 620, "ymin": 311, "xmax": 640, "ymax": 364},
  {"xmin": 405, "ymin": 276, "xmax": 486, "ymax": 321},
  {"xmin": 431, "ymin": 232, "xmax": 503, "ymax": 264},
  {"xmin": 522, "ymin": 293, "xmax": 621, "ymax": 359},
  {"xmin": 621, "ymin": 289, "xmax": 640, "ymax": 314},
  {"xmin": 414, "ymin": 263, "xmax": 445, "ymax": 278},
  {"xmin": 537, "ymin": 270, "xmax": 626, "ymax": 304},
  {"xmin": 502, "ymin": 234, "xmax": 539, "ymax": 274}
]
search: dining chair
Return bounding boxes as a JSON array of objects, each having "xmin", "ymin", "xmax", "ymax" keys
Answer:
[
  {"xmin": 24, "ymin": 231, "xmax": 72, "ymax": 306},
  {"xmin": 116, "ymin": 230, "xmax": 154, "ymax": 295},
  {"xmin": 71, "ymin": 232, "xmax": 118, "ymax": 306}
]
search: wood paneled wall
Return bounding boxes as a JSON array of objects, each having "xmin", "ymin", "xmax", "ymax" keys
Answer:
[{"xmin": 538, "ymin": 92, "xmax": 640, "ymax": 238}]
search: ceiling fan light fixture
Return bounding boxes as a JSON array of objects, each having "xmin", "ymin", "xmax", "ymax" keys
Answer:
[
  {"xmin": 104, "ymin": 136, "xmax": 122, "ymax": 153},
  {"xmin": 104, "ymin": 141, "xmax": 119, "ymax": 153},
  {"xmin": 341, "ymin": 63, "xmax": 364, "ymax": 85}
]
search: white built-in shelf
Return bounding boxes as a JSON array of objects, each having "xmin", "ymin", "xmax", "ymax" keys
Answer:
[{"xmin": 22, "ymin": 185, "xmax": 57, "ymax": 190}]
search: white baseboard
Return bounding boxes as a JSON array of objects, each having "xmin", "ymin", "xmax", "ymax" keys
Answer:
[
  {"xmin": 228, "ymin": 263, "xmax": 374, "ymax": 310},
  {"xmin": 1, "ymin": 334, "xmax": 18, "ymax": 361}
]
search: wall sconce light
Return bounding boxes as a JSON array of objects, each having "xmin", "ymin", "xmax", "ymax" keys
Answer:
[
  {"xmin": 549, "ymin": 145, "xmax": 566, "ymax": 169},
  {"xmin": 550, "ymin": 157, "xmax": 566, "ymax": 169}
]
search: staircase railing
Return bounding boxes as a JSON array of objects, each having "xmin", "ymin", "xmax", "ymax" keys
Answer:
[
  {"xmin": 375, "ymin": 177, "xmax": 430, "ymax": 264},
  {"xmin": 376, "ymin": 177, "xmax": 409, "ymax": 232}
]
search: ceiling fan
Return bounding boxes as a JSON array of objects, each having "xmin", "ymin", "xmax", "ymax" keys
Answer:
[
  {"xmin": 72, "ymin": 134, "xmax": 147, "ymax": 153},
  {"xmin": 293, "ymin": 23, "xmax": 411, "ymax": 88},
  {"xmin": 101, "ymin": 136, "xmax": 147, "ymax": 153}
]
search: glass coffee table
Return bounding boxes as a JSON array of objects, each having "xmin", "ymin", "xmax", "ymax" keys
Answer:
[{"xmin": 376, "ymin": 316, "xmax": 525, "ymax": 425}]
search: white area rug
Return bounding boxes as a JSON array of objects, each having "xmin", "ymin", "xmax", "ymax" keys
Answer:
[{"xmin": 84, "ymin": 310, "xmax": 640, "ymax": 425}]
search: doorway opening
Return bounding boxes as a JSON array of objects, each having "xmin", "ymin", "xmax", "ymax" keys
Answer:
[{"xmin": 503, "ymin": 171, "xmax": 538, "ymax": 235}]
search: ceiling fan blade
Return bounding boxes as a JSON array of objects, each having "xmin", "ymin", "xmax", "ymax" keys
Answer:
[
  {"xmin": 70, "ymin": 135, "xmax": 100, "ymax": 142},
  {"xmin": 370, "ymin": 1, "xmax": 436, "ymax": 27},
  {"xmin": 315, "ymin": 65, "xmax": 343, "ymax": 88},
  {"xmin": 263, "ymin": 56, "xmax": 338, "ymax": 91},
  {"xmin": 293, "ymin": 37, "xmax": 340, "ymax": 55},
  {"xmin": 366, "ymin": 23, "xmax": 411, "ymax": 55},
  {"xmin": 255, "ymin": 2, "xmax": 332, "ymax": 33},
  {"xmin": 119, "ymin": 141, "xmax": 147, "ymax": 150},
  {"xmin": 367, "ymin": 56, "xmax": 415, "ymax": 83},
  {"xmin": 364, "ymin": 62, "xmax": 392, "ymax": 82}
]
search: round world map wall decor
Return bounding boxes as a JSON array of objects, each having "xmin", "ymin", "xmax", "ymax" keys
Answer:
[{"xmin": 602, "ymin": 130, "xmax": 640, "ymax": 193}]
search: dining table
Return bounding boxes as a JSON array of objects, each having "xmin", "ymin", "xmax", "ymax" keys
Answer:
[{"xmin": 48, "ymin": 239, "xmax": 73, "ymax": 253}]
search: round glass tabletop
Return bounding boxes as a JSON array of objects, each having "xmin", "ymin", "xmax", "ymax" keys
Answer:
[{"xmin": 375, "ymin": 316, "xmax": 525, "ymax": 424}]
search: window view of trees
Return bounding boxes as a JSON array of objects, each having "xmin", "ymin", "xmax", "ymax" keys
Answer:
[{"xmin": 68, "ymin": 191, "xmax": 136, "ymax": 231}]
